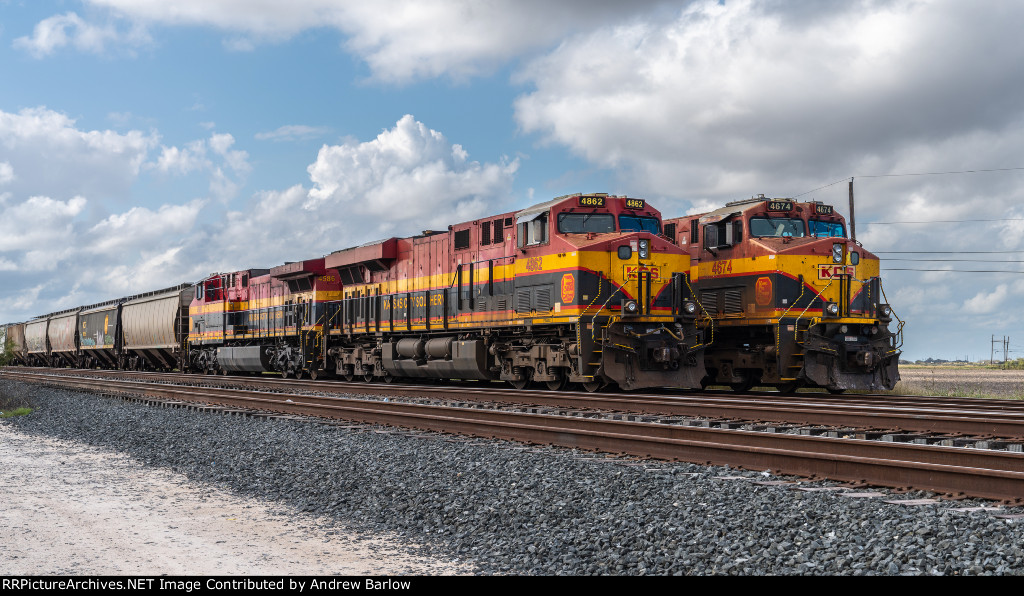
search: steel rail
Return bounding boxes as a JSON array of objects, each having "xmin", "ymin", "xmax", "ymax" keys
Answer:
[
  {"xmin": 8, "ymin": 367, "xmax": 1024, "ymax": 440},
  {"xmin": 6, "ymin": 369, "xmax": 1024, "ymax": 502}
]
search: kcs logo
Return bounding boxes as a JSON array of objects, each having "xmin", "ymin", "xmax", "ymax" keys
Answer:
[{"xmin": 818, "ymin": 265, "xmax": 854, "ymax": 280}]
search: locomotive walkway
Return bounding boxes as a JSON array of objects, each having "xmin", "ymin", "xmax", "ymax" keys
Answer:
[{"xmin": 5, "ymin": 367, "xmax": 1024, "ymax": 503}]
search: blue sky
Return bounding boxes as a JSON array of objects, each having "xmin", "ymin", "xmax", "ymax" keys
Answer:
[{"xmin": 3, "ymin": 0, "xmax": 1024, "ymax": 362}]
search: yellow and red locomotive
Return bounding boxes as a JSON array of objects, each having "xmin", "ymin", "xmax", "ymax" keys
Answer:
[
  {"xmin": 317, "ymin": 193, "xmax": 705, "ymax": 391},
  {"xmin": 663, "ymin": 195, "xmax": 901, "ymax": 393},
  {"xmin": 187, "ymin": 259, "xmax": 343, "ymax": 376}
]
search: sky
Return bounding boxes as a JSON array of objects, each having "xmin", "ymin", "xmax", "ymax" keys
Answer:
[{"xmin": 2, "ymin": 0, "xmax": 1024, "ymax": 362}]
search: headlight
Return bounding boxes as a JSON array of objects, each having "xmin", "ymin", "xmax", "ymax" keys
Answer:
[
  {"xmin": 879, "ymin": 304, "xmax": 891, "ymax": 317},
  {"xmin": 824, "ymin": 302, "xmax": 839, "ymax": 316},
  {"xmin": 839, "ymin": 325, "xmax": 848, "ymax": 334},
  {"xmin": 623, "ymin": 300, "xmax": 639, "ymax": 315},
  {"xmin": 832, "ymin": 243, "xmax": 843, "ymax": 263},
  {"xmin": 849, "ymin": 251, "xmax": 860, "ymax": 265},
  {"xmin": 638, "ymin": 239, "xmax": 650, "ymax": 259},
  {"xmin": 683, "ymin": 301, "xmax": 696, "ymax": 315}
]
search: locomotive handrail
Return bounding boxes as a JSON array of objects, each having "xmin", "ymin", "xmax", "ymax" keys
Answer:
[
  {"xmin": 682, "ymin": 274, "xmax": 714, "ymax": 350},
  {"xmin": 879, "ymin": 281, "xmax": 905, "ymax": 354},
  {"xmin": 775, "ymin": 276, "xmax": 808, "ymax": 355},
  {"xmin": 792, "ymin": 277, "xmax": 836, "ymax": 341}
]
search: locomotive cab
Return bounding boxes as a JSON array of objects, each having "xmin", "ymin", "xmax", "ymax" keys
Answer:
[
  {"xmin": 509, "ymin": 194, "xmax": 705, "ymax": 390},
  {"xmin": 664, "ymin": 196, "xmax": 901, "ymax": 393}
]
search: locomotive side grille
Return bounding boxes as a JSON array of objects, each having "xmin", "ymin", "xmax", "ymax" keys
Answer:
[
  {"xmin": 724, "ymin": 289, "xmax": 743, "ymax": 314},
  {"xmin": 664, "ymin": 223, "xmax": 677, "ymax": 243},
  {"xmin": 699, "ymin": 290, "xmax": 718, "ymax": 315},
  {"xmin": 535, "ymin": 287, "xmax": 552, "ymax": 313},
  {"xmin": 516, "ymin": 289, "xmax": 532, "ymax": 314}
]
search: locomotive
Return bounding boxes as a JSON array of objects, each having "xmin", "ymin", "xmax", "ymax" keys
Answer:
[
  {"xmin": 4, "ymin": 193, "xmax": 708, "ymax": 392},
  {"xmin": 662, "ymin": 195, "xmax": 902, "ymax": 393}
]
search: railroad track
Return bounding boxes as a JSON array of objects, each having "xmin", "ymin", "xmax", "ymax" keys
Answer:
[
  {"xmin": 5, "ymin": 367, "xmax": 1024, "ymax": 503},
  {"xmin": 10, "ymin": 366, "xmax": 1024, "ymax": 441}
]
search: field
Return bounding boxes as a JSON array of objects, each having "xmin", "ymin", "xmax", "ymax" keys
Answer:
[{"xmin": 892, "ymin": 365, "xmax": 1024, "ymax": 399}]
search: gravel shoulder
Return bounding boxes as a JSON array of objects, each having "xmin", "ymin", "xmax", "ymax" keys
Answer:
[
  {"xmin": 0, "ymin": 423, "xmax": 467, "ymax": 576},
  {"xmin": 4, "ymin": 379, "xmax": 1024, "ymax": 575}
]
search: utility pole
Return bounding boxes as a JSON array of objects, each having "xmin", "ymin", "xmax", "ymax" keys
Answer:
[
  {"xmin": 848, "ymin": 178, "xmax": 856, "ymax": 242},
  {"xmin": 991, "ymin": 335, "xmax": 1010, "ymax": 365}
]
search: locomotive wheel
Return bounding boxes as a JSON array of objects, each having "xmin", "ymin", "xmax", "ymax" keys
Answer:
[
  {"xmin": 730, "ymin": 380, "xmax": 755, "ymax": 393},
  {"xmin": 363, "ymin": 373, "xmax": 375, "ymax": 383},
  {"xmin": 281, "ymin": 369, "xmax": 291, "ymax": 379},
  {"xmin": 308, "ymin": 369, "xmax": 320, "ymax": 381},
  {"xmin": 383, "ymin": 374, "xmax": 395, "ymax": 384},
  {"xmin": 509, "ymin": 379, "xmax": 530, "ymax": 390},
  {"xmin": 545, "ymin": 377, "xmax": 567, "ymax": 391},
  {"xmin": 581, "ymin": 381, "xmax": 602, "ymax": 393},
  {"xmin": 778, "ymin": 381, "xmax": 802, "ymax": 395},
  {"xmin": 342, "ymin": 373, "xmax": 354, "ymax": 382}
]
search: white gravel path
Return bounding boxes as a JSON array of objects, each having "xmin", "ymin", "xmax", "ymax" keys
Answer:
[{"xmin": 0, "ymin": 423, "xmax": 467, "ymax": 576}]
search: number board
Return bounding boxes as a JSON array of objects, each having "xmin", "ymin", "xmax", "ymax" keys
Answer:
[
  {"xmin": 624, "ymin": 198, "xmax": 646, "ymax": 210},
  {"xmin": 578, "ymin": 195, "xmax": 605, "ymax": 207},
  {"xmin": 766, "ymin": 200, "xmax": 793, "ymax": 212},
  {"xmin": 814, "ymin": 204, "xmax": 834, "ymax": 215}
]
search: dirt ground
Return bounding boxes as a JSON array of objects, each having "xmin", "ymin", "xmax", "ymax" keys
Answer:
[
  {"xmin": 0, "ymin": 422, "xmax": 468, "ymax": 576},
  {"xmin": 895, "ymin": 366, "xmax": 1024, "ymax": 398}
]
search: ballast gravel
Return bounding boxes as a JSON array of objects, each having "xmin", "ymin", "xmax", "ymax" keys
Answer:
[{"xmin": 4, "ymin": 379, "xmax": 1024, "ymax": 576}]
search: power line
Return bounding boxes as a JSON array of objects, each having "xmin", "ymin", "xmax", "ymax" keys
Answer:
[
  {"xmin": 881, "ymin": 258, "xmax": 1024, "ymax": 263},
  {"xmin": 876, "ymin": 250, "xmax": 1024, "ymax": 254},
  {"xmin": 866, "ymin": 218, "xmax": 1024, "ymax": 225},
  {"xmin": 858, "ymin": 167, "xmax": 1024, "ymax": 179},
  {"xmin": 793, "ymin": 166, "xmax": 1024, "ymax": 198},
  {"xmin": 884, "ymin": 268, "xmax": 1024, "ymax": 274}
]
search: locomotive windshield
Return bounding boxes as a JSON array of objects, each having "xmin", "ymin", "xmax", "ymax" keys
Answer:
[
  {"xmin": 809, "ymin": 220, "xmax": 846, "ymax": 238},
  {"xmin": 619, "ymin": 214, "xmax": 661, "ymax": 234},
  {"xmin": 750, "ymin": 217, "xmax": 806, "ymax": 238},
  {"xmin": 557, "ymin": 212, "xmax": 615, "ymax": 234}
]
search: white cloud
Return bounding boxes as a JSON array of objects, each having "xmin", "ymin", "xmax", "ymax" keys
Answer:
[
  {"xmin": 255, "ymin": 125, "xmax": 331, "ymax": 142},
  {"xmin": 0, "ymin": 107, "xmax": 156, "ymax": 201},
  {"xmin": 0, "ymin": 162, "xmax": 13, "ymax": 185},
  {"xmin": 155, "ymin": 141, "xmax": 207, "ymax": 175},
  {"xmin": 150, "ymin": 133, "xmax": 251, "ymax": 200},
  {"xmin": 87, "ymin": 200, "xmax": 205, "ymax": 255},
  {"xmin": 13, "ymin": 11, "xmax": 151, "ymax": 57},
  {"xmin": 209, "ymin": 115, "xmax": 518, "ymax": 270},
  {"xmin": 514, "ymin": 0, "xmax": 1024, "ymax": 206},
  {"xmin": 69, "ymin": 0, "xmax": 666, "ymax": 82},
  {"xmin": 0, "ymin": 113, "xmax": 518, "ymax": 323},
  {"xmin": 305, "ymin": 114, "xmax": 517, "ymax": 225},
  {"xmin": 963, "ymin": 284, "xmax": 1010, "ymax": 315}
]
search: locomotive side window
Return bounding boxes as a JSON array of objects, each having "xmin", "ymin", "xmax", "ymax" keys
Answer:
[
  {"xmin": 619, "ymin": 214, "xmax": 661, "ymax": 234},
  {"xmin": 557, "ymin": 212, "xmax": 614, "ymax": 234},
  {"xmin": 809, "ymin": 220, "xmax": 846, "ymax": 238},
  {"xmin": 481, "ymin": 221, "xmax": 491, "ymax": 245},
  {"xmin": 750, "ymin": 217, "xmax": 806, "ymax": 238},
  {"xmin": 516, "ymin": 212, "xmax": 549, "ymax": 247}
]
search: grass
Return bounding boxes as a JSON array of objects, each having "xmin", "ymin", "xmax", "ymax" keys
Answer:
[
  {"xmin": 0, "ymin": 407, "xmax": 32, "ymax": 418},
  {"xmin": 0, "ymin": 387, "xmax": 34, "ymax": 417}
]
